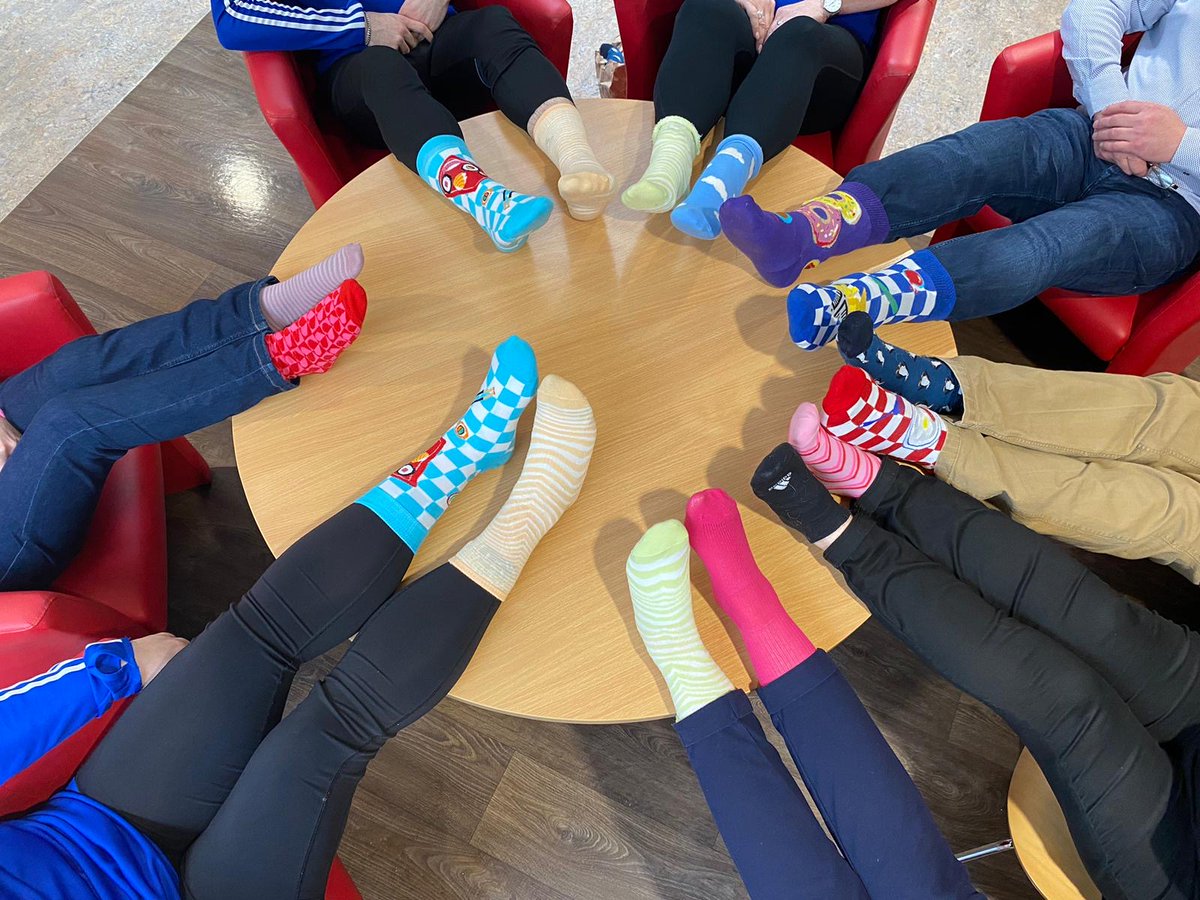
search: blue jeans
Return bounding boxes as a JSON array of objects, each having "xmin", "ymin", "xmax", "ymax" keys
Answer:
[
  {"xmin": 0, "ymin": 279, "xmax": 292, "ymax": 592},
  {"xmin": 848, "ymin": 108, "xmax": 1200, "ymax": 319},
  {"xmin": 677, "ymin": 651, "xmax": 983, "ymax": 900}
]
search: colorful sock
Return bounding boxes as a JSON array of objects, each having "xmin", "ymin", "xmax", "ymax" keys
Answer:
[
  {"xmin": 821, "ymin": 365, "xmax": 947, "ymax": 468},
  {"xmin": 452, "ymin": 375, "xmax": 596, "ymax": 600},
  {"xmin": 621, "ymin": 116, "xmax": 702, "ymax": 214},
  {"xmin": 627, "ymin": 520, "xmax": 735, "ymax": 720},
  {"xmin": 670, "ymin": 134, "xmax": 763, "ymax": 241},
  {"xmin": 356, "ymin": 336, "xmax": 538, "ymax": 552},
  {"xmin": 260, "ymin": 243, "xmax": 364, "ymax": 331},
  {"xmin": 837, "ymin": 311, "xmax": 964, "ymax": 415},
  {"xmin": 265, "ymin": 279, "xmax": 367, "ymax": 380},
  {"xmin": 787, "ymin": 250, "xmax": 957, "ymax": 351},
  {"xmin": 719, "ymin": 183, "xmax": 888, "ymax": 288},
  {"xmin": 530, "ymin": 99, "xmax": 616, "ymax": 222},
  {"xmin": 684, "ymin": 489, "xmax": 816, "ymax": 685},
  {"xmin": 751, "ymin": 443, "xmax": 850, "ymax": 544},
  {"xmin": 416, "ymin": 135, "xmax": 554, "ymax": 253},
  {"xmin": 788, "ymin": 402, "xmax": 880, "ymax": 498}
]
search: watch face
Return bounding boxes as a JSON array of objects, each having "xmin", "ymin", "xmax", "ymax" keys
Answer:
[{"xmin": 823, "ymin": 0, "xmax": 841, "ymax": 11}]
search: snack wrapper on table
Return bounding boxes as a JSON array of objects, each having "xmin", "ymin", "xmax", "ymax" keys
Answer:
[{"xmin": 595, "ymin": 42, "xmax": 627, "ymax": 99}]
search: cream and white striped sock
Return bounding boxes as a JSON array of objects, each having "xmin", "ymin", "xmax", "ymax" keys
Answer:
[
  {"xmin": 451, "ymin": 375, "xmax": 596, "ymax": 600},
  {"xmin": 530, "ymin": 99, "xmax": 616, "ymax": 222},
  {"xmin": 626, "ymin": 520, "xmax": 734, "ymax": 721}
]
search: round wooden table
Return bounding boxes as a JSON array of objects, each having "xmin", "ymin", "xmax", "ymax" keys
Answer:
[{"xmin": 233, "ymin": 98, "xmax": 957, "ymax": 723}]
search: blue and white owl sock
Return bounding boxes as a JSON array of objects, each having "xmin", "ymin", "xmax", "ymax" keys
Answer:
[
  {"xmin": 787, "ymin": 250, "xmax": 957, "ymax": 351},
  {"xmin": 670, "ymin": 134, "xmax": 763, "ymax": 240},
  {"xmin": 416, "ymin": 135, "xmax": 554, "ymax": 253},
  {"xmin": 837, "ymin": 312, "xmax": 963, "ymax": 415},
  {"xmin": 356, "ymin": 336, "xmax": 538, "ymax": 552}
]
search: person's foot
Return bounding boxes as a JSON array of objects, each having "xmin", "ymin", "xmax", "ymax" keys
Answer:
[
  {"xmin": 719, "ymin": 195, "xmax": 814, "ymax": 287},
  {"xmin": 264, "ymin": 279, "xmax": 367, "ymax": 379},
  {"xmin": 821, "ymin": 365, "xmax": 947, "ymax": 469},
  {"xmin": 837, "ymin": 312, "xmax": 963, "ymax": 415},
  {"xmin": 558, "ymin": 170, "xmax": 617, "ymax": 222},
  {"xmin": 788, "ymin": 402, "xmax": 880, "ymax": 498},
  {"xmin": 260, "ymin": 243, "xmax": 364, "ymax": 331},
  {"xmin": 670, "ymin": 134, "xmax": 763, "ymax": 240},
  {"xmin": 621, "ymin": 116, "xmax": 701, "ymax": 214},
  {"xmin": 751, "ymin": 443, "xmax": 850, "ymax": 543}
]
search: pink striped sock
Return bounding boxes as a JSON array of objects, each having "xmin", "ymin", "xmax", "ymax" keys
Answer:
[
  {"xmin": 788, "ymin": 402, "xmax": 880, "ymax": 498},
  {"xmin": 260, "ymin": 243, "xmax": 364, "ymax": 331},
  {"xmin": 684, "ymin": 489, "xmax": 816, "ymax": 686}
]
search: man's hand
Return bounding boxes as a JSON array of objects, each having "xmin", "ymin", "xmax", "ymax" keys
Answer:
[
  {"xmin": 365, "ymin": 11, "xmax": 434, "ymax": 52},
  {"xmin": 735, "ymin": 0, "xmax": 777, "ymax": 51},
  {"xmin": 131, "ymin": 633, "xmax": 189, "ymax": 687},
  {"xmin": 0, "ymin": 417, "xmax": 21, "ymax": 474},
  {"xmin": 766, "ymin": 0, "xmax": 828, "ymax": 41},
  {"xmin": 1093, "ymin": 101, "xmax": 1188, "ymax": 166},
  {"xmin": 398, "ymin": 0, "xmax": 450, "ymax": 34},
  {"xmin": 1098, "ymin": 149, "xmax": 1150, "ymax": 178}
]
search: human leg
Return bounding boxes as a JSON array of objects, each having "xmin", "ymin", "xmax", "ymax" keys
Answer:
[
  {"xmin": 671, "ymin": 18, "xmax": 865, "ymax": 239},
  {"xmin": 752, "ymin": 447, "xmax": 1197, "ymax": 900},
  {"xmin": 623, "ymin": 0, "xmax": 754, "ymax": 213},
  {"xmin": 720, "ymin": 107, "xmax": 1101, "ymax": 287}
]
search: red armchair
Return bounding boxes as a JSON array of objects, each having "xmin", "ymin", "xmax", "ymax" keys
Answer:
[
  {"xmin": 243, "ymin": 0, "xmax": 574, "ymax": 209},
  {"xmin": 931, "ymin": 31, "xmax": 1200, "ymax": 375},
  {"xmin": 0, "ymin": 273, "xmax": 359, "ymax": 899},
  {"xmin": 614, "ymin": 0, "xmax": 937, "ymax": 175}
]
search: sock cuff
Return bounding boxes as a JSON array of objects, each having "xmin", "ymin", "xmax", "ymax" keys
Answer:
[
  {"xmin": 716, "ymin": 133, "xmax": 765, "ymax": 178},
  {"xmin": 909, "ymin": 249, "xmax": 958, "ymax": 317},
  {"xmin": 527, "ymin": 96, "xmax": 576, "ymax": 135},
  {"xmin": 652, "ymin": 116, "xmax": 702, "ymax": 155},
  {"xmin": 839, "ymin": 181, "xmax": 890, "ymax": 243},
  {"xmin": 416, "ymin": 133, "xmax": 471, "ymax": 177},
  {"xmin": 741, "ymin": 618, "xmax": 817, "ymax": 685},
  {"xmin": 354, "ymin": 489, "xmax": 424, "ymax": 554}
]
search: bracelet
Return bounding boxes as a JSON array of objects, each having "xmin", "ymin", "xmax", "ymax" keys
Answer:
[{"xmin": 363, "ymin": 17, "xmax": 372, "ymax": 45}]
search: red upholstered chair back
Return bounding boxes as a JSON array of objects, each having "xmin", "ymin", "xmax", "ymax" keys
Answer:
[
  {"xmin": 931, "ymin": 31, "xmax": 1200, "ymax": 375},
  {"xmin": 614, "ymin": 0, "xmax": 938, "ymax": 174},
  {"xmin": 243, "ymin": 0, "xmax": 574, "ymax": 209},
  {"xmin": 0, "ymin": 273, "xmax": 359, "ymax": 898}
]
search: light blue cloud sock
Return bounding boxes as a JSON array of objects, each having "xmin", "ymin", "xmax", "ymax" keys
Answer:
[
  {"xmin": 670, "ymin": 134, "xmax": 763, "ymax": 240},
  {"xmin": 417, "ymin": 135, "xmax": 554, "ymax": 253},
  {"xmin": 356, "ymin": 336, "xmax": 538, "ymax": 552}
]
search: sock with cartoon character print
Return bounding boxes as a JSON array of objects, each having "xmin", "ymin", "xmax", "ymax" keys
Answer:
[{"xmin": 837, "ymin": 311, "xmax": 964, "ymax": 415}]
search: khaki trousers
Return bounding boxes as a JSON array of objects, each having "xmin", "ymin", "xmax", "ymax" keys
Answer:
[{"xmin": 937, "ymin": 357, "xmax": 1200, "ymax": 583}]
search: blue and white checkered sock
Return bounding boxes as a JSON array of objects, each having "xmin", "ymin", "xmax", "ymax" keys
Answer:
[
  {"xmin": 671, "ymin": 134, "xmax": 763, "ymax": 240},
  {"xmin": 787, "ymin": 250, "xmax": 958, "ymax": 351},
  {"xmin": 356, "ymin": 336, "xmax": 539, "ymax": 552},
  {"xmin": 417, "ymin": 136, "xmax": 554, "ymax": 253}
]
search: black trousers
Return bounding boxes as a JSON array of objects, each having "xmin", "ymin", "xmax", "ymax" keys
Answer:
[
  {"xmin": 324, "ymin": 7, "xmax": 571, "ymax": 171},
  {"xmin": 654, "ymin": 0, "xmax": 867, "ymax": 160},
  {"xmin": 824, "ymin": 461, "xmax": 1200, "ymax": 900},
  {"xmin": 74, "ymin": 504, "xmax": 499, "ymax": 900}
]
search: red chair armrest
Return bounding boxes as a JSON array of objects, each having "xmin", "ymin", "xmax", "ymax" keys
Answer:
[
  {"xmin": 0, "ymin": 272, "xmax": 95, "ymax": 378},
  {"xmin": 614, "ymin": 0, "xmax": 685, "ymax": 102},
  {"xmin": 455, "ymin": 0, "xmax": 574, "ymax": 79},
  {"xmin": 242, "ymin": 51, "xmax": 346, "ymax": 209},
  {"xmin": 834, "ymin": 0, "xmax": 937, "ymax": 173},
  {"xmin": 1109, "ymin": 268, "xmax": 1200, "ymax": 374}
]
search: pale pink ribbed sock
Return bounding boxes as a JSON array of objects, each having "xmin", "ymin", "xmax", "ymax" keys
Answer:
[
  {"xmin": 684, "ymin": 489, "xmax": 816, "ymax": 686},
  {"xmin": 789, "ymin": 402, "xmax": 880, "ymax": 498},
  {"xmin": 260, "ymin": 243, "xmax": 364, "ymax": 331}
]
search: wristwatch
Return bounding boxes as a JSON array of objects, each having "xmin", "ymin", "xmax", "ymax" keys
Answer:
[{"xmin": 823, "ymin": 0, "xmax": 842, "ymax": 14}]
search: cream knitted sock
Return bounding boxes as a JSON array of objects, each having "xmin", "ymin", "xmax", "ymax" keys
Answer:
[
  {"xmin": 530, "ymin": 99, "xmax": 616, "ymax": 222},
  {"xmin": 451, "ymin": 374, "xmax": 596, "ymax": 600}
]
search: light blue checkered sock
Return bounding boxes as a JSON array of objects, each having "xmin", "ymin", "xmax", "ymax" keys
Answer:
[
  {"xmin": 670, "ymin": 134, "xmax": 763, "ymax": 240},
  {"xmin": 417, "ymin": 135, "xmax": 554, "ymax": 253},
  {"xmin": 356, "ymin": 336, "xmax": 539, "ymax": 552}
]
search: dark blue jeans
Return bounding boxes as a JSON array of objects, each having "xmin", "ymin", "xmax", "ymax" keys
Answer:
[
  {"xmin": 848, "ymin": 108, "xmax": 1200, "ymax": 319},
  {"xmin": 0, "ymin": 279, "xmax": 292, "ymax": 592},
  {"xmin": 677, "ymin": 651, "xmax": 983, "ymax": 900}
]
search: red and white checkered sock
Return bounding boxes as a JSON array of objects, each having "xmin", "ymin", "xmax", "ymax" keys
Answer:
[
  {"xmin": 265, "ymin": 279, "xmax": 366, "ymax": 380},
  {"xmin": 820, "ymin": 365, "xmax": 946, "ymax": 469}
]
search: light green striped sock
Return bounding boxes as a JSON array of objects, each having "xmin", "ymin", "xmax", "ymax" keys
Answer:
[
  {"xmin": 626, "ymin": 520, "xmax": 735, "ymax": 721},
  {"xmin": 621, "ymin": 116, "xmax": 702, "ymax": 214}
]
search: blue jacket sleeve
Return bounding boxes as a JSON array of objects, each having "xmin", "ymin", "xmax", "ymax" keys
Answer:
[
  {"xmin": 0, "ymin": 639, "xmax": 142, "ymax": 785},
  {"xmin": 211, "ymin": 0, "xmax": 368, "ymax": 52}
]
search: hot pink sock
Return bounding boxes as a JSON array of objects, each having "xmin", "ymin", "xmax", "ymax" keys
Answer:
[
  {"xmin": 684, "ymin": 488, "xmax": 816, "ymax": 685},
  {"xmin": 788, "ymin": 402, "xmax": 880, "ymax": 499}
]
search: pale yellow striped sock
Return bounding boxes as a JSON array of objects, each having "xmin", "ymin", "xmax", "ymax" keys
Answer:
[
  {"xmin": 621, "ymin": 116, "xmax": 702, "ymax": 214},
  {"xmin": 451, "ymin": 375, "xmax": 596, "ymax": 600},
  {"xmin": 530, "ymin": 100, "xmax": 616, "ymax": 222},
  {"xmin": 626, "ymin": 520, "xmax": 734, "ymax": 721}
]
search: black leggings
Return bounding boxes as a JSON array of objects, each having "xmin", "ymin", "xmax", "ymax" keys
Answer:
[
  {"xmin": 654, "ymin": 0, "xmax": 867, "ymax": 160},
  {"xmin": 74, "ymin": 504, "xmax": 499, "ymax": 899},
  {"xmin": 324, "ymin": 7, "xmax": 571, "ymax": 170},
  {"xmin": 823, "ymin": 461, "xmax": 1200, "ymax": 900}
]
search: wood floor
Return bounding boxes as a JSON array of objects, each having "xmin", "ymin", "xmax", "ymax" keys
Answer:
[{"xmin": 4, "ymin": 21, "xmax": 1197, "ymax": 899}]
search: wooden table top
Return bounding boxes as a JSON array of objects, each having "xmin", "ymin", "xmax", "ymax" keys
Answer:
[{"xmin": 233, "ymin": 98, "xmax": 957, "ymax": 723}]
